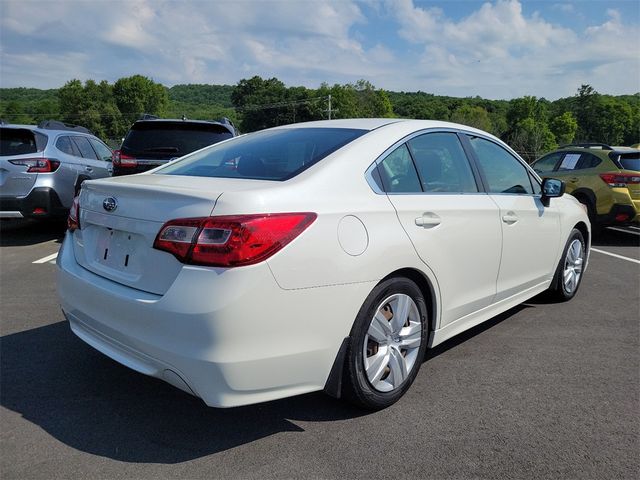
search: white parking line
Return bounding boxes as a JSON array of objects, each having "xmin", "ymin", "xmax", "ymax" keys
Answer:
[
  {"xmin": 607, "ymin": 226, "xmax": 640, "ymax": 236},
  {"xmin": 591, "ymin": 248, "xmax": 640, "ymax": 265},
  {"xmin": 32, "ymin": 252, "xmax": 58, "ymax": 264}
]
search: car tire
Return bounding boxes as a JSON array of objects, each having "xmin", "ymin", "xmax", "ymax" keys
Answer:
[
  {"xmin": 342, "ymin": 277, "xmax": 428, "ymax": 410},
  {"xmin": 547, "ymin": 228, "xmax": 586, "ymax": 302}
]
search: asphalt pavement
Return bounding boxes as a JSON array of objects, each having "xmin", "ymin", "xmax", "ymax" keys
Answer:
[{"xmin": 1, "ymin": 220, "xmax": 638, "ymax": 480}]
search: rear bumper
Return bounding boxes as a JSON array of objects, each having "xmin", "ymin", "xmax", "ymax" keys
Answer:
[
  {"xmin": 0, "ymin": 187, "xmax": 67, "ymax": 219},
  {"xmin": 56, "ymin": 231, "xmax": 372, "ymax": 407},
  {"xmin": 596, "ymin": 203, "xmax": 638, "ymax": 226}
]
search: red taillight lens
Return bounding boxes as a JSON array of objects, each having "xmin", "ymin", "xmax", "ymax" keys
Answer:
[
  {"xmin": 68, "ymin": 196, "xmax": 80, "ymax": 231},
  {"xmin": 153, "ymin": 213, "xmax": 317, "ymax": 267},
  {"xmin": 112, "ymin": 150, "xmax": 137, "ymax": 167},
  {"xmin": 599, "ymin": 173, "xmax": 640, "ymax": 187},
  {"xmin": 9, "ymin": 158, "xmax": 60, "ymax": 173}
]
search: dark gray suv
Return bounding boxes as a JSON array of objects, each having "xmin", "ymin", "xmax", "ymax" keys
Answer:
[
  {"xmin": 0, "ymin": 121, "xmax": 112, "ymax": 220},
  {"xmin": 112, "ymin": 117, "xmax": 236, "ymax": 176}
]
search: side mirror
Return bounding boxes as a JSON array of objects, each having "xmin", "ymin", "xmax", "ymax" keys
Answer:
[{"xmin": 541, "ymin": 178, "xmax": 565, "ymax": 207}]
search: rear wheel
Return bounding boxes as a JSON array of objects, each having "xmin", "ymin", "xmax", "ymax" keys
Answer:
[
  {"xmin": 548, "ymin": 228, "xmax": 586, "ymax": 301},
  {"xmin": 342, "ymin": 277, "xmax": 428, "ymax": 409}
]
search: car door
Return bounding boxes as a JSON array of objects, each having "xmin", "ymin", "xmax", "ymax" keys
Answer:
[
  {"xmin": 466, "ymin": 135, "xmax": 561, "ymax": 302},
  {"xmin": 376, "ymin": 131, "xmax": 502, "ymax": 326},
  {"xmin": 88, "ymin": 138, "xmax": 114, "ymax": 177},
  {"xmin": 70, "ymin": 136, "xmax": 109, "ymax": 179}
]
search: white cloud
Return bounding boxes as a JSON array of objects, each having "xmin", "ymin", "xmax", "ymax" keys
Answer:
[{"xmin": 0, "ymin": 0, "xmax": 638, "ymax": 100}]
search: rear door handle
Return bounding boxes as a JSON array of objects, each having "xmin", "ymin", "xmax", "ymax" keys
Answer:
[
  {"xmin": 415, "ymin": 213, "xmax": 441, "ymax": 228},
  {"xmin": 85, "ymin": 167, "xmax": 93, "ymax": 172},
  {"xmin": 569, "ymin": 177, "xmax": 579, "ymax": 183},
  {"xmin": 502, "ymin": 212, "xmax": 518, "ymax": 224}
]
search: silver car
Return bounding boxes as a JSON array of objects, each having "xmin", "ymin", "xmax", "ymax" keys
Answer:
[{"xmin": 0, "ymin": 121, "xmax": 113, "ymax": 220}]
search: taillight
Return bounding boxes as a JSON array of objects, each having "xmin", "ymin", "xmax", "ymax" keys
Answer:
[
  {"xmin": 9, "ymin": 158, "xmax": 60, "ymax": 173},
  {"xmin": 599, "ymin": 173, "xmax": 640, "ymax": 187},
  {"xmin": 112, "ymin": 150, "xmax": 137, "ymax": 167},
  {"xmin": 154, "ymin": 213, "xmax": 317, "ymax": 267},
  {"xmin": 68, "ymin": 196, "xmax": 80, "ymax": 231}
]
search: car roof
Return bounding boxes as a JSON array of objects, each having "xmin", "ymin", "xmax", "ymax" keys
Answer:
[
  {"xmin": 274, "ymin": 118, "xmax": 493, "ymax": 134},
  {"xmin": 0, "ymin": 124, "xmax": 95, "ymax": 137}
]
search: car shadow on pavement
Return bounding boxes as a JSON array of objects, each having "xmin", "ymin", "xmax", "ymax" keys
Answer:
[
  {"xmin": 0, "ymin": 321, "xmax": 365, "ymax": 464},
  {"xmin": 591, "ymin": 228, "xmax": 639, "ymax": 248},
  {"xmin": 0, "ymin": 219, "xmax": 66, "ymax": 247}
]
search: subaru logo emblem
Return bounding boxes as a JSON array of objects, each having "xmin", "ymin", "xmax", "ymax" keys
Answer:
[{"xmin": 103, "ymin": 197, "xmax": 117, "ymax": 212}]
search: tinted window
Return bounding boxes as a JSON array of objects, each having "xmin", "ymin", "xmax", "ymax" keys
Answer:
[
  {"xmin": 618, "ymin": 153, "xmax": 640, "ymax": 171},
  {"xmin": 578, "ymin": 153, "xmax": 602, "ymax": 169},
  {"xmin": 469, "ymin": 136, "xmax": 533, "ymax": 194},
  {"xmin": 0, "ymin": 128, "xmax": 47, "ymax": 156},
  {"xmin": 376, "ymin": 144, "xmax": 422, "ymax": 193},
  {"xmin": 71, "ymin": 136, "xmax": 98, "ymax": 160},
  {"xmin": 408, "ymin": 133, "xmax": 477, "ymax": 193},
  {"xmin": 158, "ymin": 128, "xmax": 367, "ymax": 181},
  {"xmin": 56, "ymin": 136, "xmax": 78, "ymax": 156},
  {"xmin": 533, "ymin": 152, "xmax": 563, "ymax": 173},
  {"xmin": 89, "ymin": 138, "xmax": 113, "ymax": 161},
  {"xmin": 123, "ymin": 122, "xmax": 234, "ymax": 158}
]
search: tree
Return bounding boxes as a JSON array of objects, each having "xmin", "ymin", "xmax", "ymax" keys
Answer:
[
  {"xmin": 450, "ymin": 105, "xmax": 491, "ymax": 131},
  {"xmin": 112, "ymin": 75, "xmax": 168, "ymax": 125},
  {"xmin": 550, "ymin": 112, "xmax": 578, "ymax": 145},
  {"xmin": 509, "ymin": 118, "xmax": 557, "ymax": 162}
]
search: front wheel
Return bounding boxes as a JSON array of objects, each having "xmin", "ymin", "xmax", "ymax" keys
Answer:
[
  {"xmin": 548, "ymin": 228, "xmax": 586, "ymax": 301},
  {"xmin": 342, "ymin": 277, "xmax": 428, "ymax": 410}
]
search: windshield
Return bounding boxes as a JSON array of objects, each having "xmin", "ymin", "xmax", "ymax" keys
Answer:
[
  {"xmin": 122, "ymin": 122, "xmax": 234, "ymax": 158},
  {"xmin": 156, "ymin": 127, "xmax": 367, "ymax": 181}
]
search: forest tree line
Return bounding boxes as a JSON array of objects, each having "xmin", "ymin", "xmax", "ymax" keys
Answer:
[{"xmin": 1, "ymin": 75, "xmax": 638, "ymax": 161}]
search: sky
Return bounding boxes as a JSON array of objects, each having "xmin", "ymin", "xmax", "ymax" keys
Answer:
[{"xmin": 1, "ymin": 0, "xmax": 639, "ymax": 100}]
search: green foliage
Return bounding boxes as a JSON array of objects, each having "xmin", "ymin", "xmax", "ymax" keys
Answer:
[
  {"xmin": 450, "ymin": 105, "xmax": 491, "ymax": 131},
  {"xmin": 1, "ymin": 79, "xmax": 638, "ymax": 150},
  {"xmin": 112, "ymin": 75, "xmax": 169, "ymax": 125},
  {"xmin": 551, "ymin": 112, "xmax": 578, "ymax": 146}
]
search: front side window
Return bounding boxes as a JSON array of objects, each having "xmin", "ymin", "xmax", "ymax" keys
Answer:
[
  {"xmin": 408, "ymin": 133, "xmax": 478, "ymax": 193},
  {"xmin": 532, "ymin": 152, "xmax": 563, "ymax": 173},
  {"xmin": 89, "ymin": 138, "xmax": 113, "ymax": 161},
  {"xmin": 158, "ymin": 128, "xmax": 367, "ymax": 181},
  {"xmin": 469, "ymin": 136, "xmax": 534, "ymax": 194},
  {"xmin": 71, "ymin": 136, "xmax": 98, "ymax": 160},
  {"xmin": 376, "ymin": 144, "xmax": 422, "ymax": 193}
]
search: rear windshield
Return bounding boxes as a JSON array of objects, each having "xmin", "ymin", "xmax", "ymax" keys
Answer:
[
  {"xmin": 618, "ymin": 153, "xmax": 640, "ymax": 171},
  {"xmin": 156, "ymin": 127, "xmax": 367, "ymax": 181},
  {"xmin": 0, "ymin": 128, "xmax": 47, "ymax": 156},
  {"xmin": 122, "ymin": 122, "xmax": 234, "ymax": 158}
]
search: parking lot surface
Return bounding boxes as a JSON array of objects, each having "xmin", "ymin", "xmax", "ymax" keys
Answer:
[{"xmin": 1, "ymin": 220, "xmax": 638, "ymax": 480}]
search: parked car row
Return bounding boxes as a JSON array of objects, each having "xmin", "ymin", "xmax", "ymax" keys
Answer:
[{"xmin": 1, "ymin": 117, "xmax": 237, "ymax": 220}]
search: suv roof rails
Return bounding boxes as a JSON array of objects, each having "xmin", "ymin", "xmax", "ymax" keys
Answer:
[
  {"xmin": 37, "ymin": 120, "xmax": 92, "ymax": 135},
  {"xmin": 140, "ymin": 113, "xmax": 160, "ymax": 120},
  {"xmin": 560, "ymin": 142, "xmax": 613, "ymax": 150}
]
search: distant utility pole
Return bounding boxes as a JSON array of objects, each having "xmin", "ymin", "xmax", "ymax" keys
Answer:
[{"xmin": 324, "ymin": 94, "xmax": 338, "ymax": 120}]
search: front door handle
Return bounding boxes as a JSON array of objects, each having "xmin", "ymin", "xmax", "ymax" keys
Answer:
[
  {"xmin": 85, "ymin": 167, "xmax": 93, "ymax": 172},
  {"xmin": 502, "ymin": 212, "xmax": 518, "ymax": 224},
  {"xmin": 415, "ymin": 213, "xmax": 441, "ymax": 228}
]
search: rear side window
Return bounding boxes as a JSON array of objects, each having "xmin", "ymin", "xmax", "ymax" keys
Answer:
[
  {"xmin": 0, "ymin": 128, "xmax": 47, "ymax": 156},
  {"xmin": 469, "ymin": 136, "xmax": 534, "ymax": 194},
  {"xmin": 376, "ymin": 144, "xmax": 422, "ymax": 193},
  {"xmin": 408, "ymin": 133, "xmax": 478, "ymax": 193},
  {"xmin": 558, "ymin": 152, "xmax": 601, "ymax": 170},
  {"xmin": 157, "ymin": 128, "xmax": 367, "ymax": 181},
  {"xmin": 71, "ymin": 136, "xmax": 98, "ymax": 159},
  {"xmin": 122, "ymin": 122, "xmax": 234, "ymax": 158}
]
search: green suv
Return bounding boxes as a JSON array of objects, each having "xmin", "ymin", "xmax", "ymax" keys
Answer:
[{"xmin": 532, "ymin": 143, "xmax": 639, "ymax": 228}]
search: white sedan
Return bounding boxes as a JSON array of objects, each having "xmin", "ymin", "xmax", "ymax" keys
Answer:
[{"xmin": 57, "ymin": 119, "xmax": 590, "ymax": 409}]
